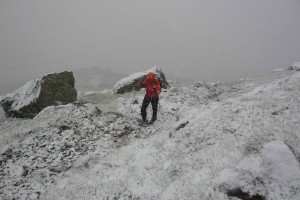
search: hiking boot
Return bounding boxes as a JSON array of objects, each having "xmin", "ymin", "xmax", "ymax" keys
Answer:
[{"xmin": 150, "ymin": 117, "xmax": 157, "ymax": 123}]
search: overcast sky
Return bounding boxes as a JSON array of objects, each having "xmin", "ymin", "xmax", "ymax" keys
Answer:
[{"xmin": 0, "ymin": 0, "xmax": 300, "ymax": 94}]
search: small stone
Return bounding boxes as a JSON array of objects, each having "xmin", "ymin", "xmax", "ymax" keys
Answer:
[
  {"xmin": 271, "ymin": 111, "xmax": 279, "ymax": 115},
  {"xmin": 59, "ymin": 125, "xmax": 71, "ymax": 131},
  {"xmin": 22, "ymin": 166, "xmax": 29, "ymax": 176},
  {"xmin": 9, "ymin": 164, "xmax": 25, "ymax": 177},
  {"xmin": 48, "ymin": 165, "xmax": 70, "ymax": 174},
  {"xmin": 29, "ymin": 192, "xmax": 40, "ymax": 200}
]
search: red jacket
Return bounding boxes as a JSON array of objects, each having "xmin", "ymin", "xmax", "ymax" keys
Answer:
[{"xmin": 140, "ymin": 78, "xmax": 161, "ymax": 98}]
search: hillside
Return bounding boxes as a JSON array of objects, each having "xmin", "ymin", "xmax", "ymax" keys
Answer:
[{"xmin": 0, "ymin": 69, "xmax": 299, "ymax": 200}]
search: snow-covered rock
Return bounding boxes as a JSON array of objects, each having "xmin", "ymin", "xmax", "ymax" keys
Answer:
[
  {"xmin": 173, "ymin": 119, "xmax": 189, "ymax": 131},
  {"xmin": 0, "ymin": 71, "xmax": 77, "ymax": 118},
  {"xmin": 113, "ymin": 66, "xmax": 169, "ymax": 94},
  {"xmin": 289, "ymin": 62, "xmax": 300, "ymax": 71}
]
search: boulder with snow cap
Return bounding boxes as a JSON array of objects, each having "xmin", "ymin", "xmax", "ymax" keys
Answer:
[
  {"xmin": 288, "ymin": 62, "xmax": 300, "ymax": 71},
  {"xmin": 0, "ymin": 71, "xmax": 77, "ymax": 118},
  {"xmin": 113, "ymin": 67, "xmax": 169, "ymax": 94}
]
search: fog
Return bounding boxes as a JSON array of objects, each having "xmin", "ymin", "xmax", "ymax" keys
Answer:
[{"xmin": 0, "ymin": 0, "xmax": 300, "ymax": 95}]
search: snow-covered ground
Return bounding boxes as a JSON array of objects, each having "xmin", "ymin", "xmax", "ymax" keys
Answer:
[{"xmin": 1, "ymin": 69, "xmax": 300, "ymax": 200}]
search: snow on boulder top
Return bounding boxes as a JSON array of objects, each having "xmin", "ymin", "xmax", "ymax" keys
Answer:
[
  {"xmin": 288, "ymin": 62, "xmax": 300, "ymax": 71},
  {"xmin": 4, "ymin": 77, "xmax": 43, "ymax": 111},
  {"xmin": 0, "ymin": 71, "xmax": 77, "ymax": 118},
  {"xmin": 113, "ymin": 72, "xmax": 146, "ymax": 92},
  {"xmin": 147, "ymin": 66, "xmax": 162, "ymax": 78},
  {"xmin": 113, "ymin": 66, "xmax": 169, "ymax": 94}
]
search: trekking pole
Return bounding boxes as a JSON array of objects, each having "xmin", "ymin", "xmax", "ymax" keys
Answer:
[
  {"xmin": 129, "ymin": 90, "xmax": 137, "ymax": 111},
  {"xmin": 132, "ymin": 90, "xmax": 137, "ymax": 104}
]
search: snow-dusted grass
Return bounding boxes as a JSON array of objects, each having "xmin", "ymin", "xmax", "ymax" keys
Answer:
[{"xmin": 1, "ymin": 70, "xmax": 300, "ymax": 200}]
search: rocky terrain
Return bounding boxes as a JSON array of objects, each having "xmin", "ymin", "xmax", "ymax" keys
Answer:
[{"xmin": 0, "ymin": 68, "xmax": 300, "ymax": 200}]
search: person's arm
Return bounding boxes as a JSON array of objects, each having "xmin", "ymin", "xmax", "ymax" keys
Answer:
[{"xmin": 140, "ymin": 79, "xmax": 147, "ymax": 88}]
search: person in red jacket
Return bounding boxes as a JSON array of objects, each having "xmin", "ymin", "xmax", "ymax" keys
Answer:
[{"xmin": 139, "ymin": 72, "xmax": 161, "ymax": 123}]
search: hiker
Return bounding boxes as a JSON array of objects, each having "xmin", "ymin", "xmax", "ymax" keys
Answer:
[{"xmin": 139, "ymin": 72, "xmax": 161, "ymax": 123}]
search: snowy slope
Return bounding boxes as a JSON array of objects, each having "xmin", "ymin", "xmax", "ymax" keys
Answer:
[{"xmin": 1, "ymin": 69, "xmax": 300, "ymax": 200}]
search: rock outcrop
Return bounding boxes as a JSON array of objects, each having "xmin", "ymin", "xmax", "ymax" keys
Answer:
[
  {"xmin": 113, "ymin": 67, "xmax": 170, "ymax": 94},
  {"xmin": 0, "ymin": 71, "xmax": 77, "ymax": 118}
]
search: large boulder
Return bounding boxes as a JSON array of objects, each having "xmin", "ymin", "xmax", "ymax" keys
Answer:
[
  {"xmin": 113, "ymin": 67, "xmax": 169, "ymax": 94},
  {"xmin": 0, "ymin": 71, "xmax": 77, "ymax": 118}
]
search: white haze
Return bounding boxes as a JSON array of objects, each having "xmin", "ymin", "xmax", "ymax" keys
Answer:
[{"xmin": 0, "ymin": 0, "xmax": 300, "ymax": 95}]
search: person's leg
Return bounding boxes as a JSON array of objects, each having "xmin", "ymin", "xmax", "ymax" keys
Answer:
[
  {"xmin": 150, "ymin": 96, "xmax": 159, "ymax": 122},
  {"xmin": 141, "ymin": 96, "xmax": 150, "ymax": 122}
]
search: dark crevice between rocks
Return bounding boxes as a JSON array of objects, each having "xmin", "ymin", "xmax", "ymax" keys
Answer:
[{"xmin": 227, "ymin": 189, "xmax": 265, "ymax": 200}]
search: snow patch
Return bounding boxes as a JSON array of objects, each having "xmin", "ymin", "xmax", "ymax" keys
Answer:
[
  {"xmin": 245, "ymin": 82, "xmax": 276, "ymax": 96},
  {"xmin": 216, "ymin": 140, "xmax": 300, "ymax": 199},
  {"xmin": 262, "ymin": 140, "xmax": 300, "ymax": 197},
  {"xmin": 102, "ymin": 89, "xmax": 113, "ymax": 94},
  {"xmin": 273, "ymin": 68, "xmax": 285, "ymax": 72},
  {"xmin": 292, "ymin": 71, "xmax": 300, "ymax": 79}
]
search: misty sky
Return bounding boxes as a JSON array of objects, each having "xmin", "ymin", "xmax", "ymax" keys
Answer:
[{"xmin": 0, "ymin": 0, "xmax": 300, "ymax": 94}]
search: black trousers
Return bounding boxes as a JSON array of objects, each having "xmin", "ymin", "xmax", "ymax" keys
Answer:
[{"xmin": 141, "ymin": 96, "xmax": 159, "ymax": 121}]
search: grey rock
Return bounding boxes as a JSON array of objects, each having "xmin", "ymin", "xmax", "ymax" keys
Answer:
[
  {"xmin": 29, "ymin": 192, "xmax": 40, "ymax": 200},
  {"xmin": 0, "ymin": 71, "xmax": 77, "ymax": 118},
  {"xmin": 174, "ymin": 119, "xmax": 189, "ymax": 131},
  {"xmin": 48, "ymin": 165, "xmax": 70, "ymax": 174},
  {"xmin": 22, "ymin": 166, "xmax": 29, "ymax": 177}
]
